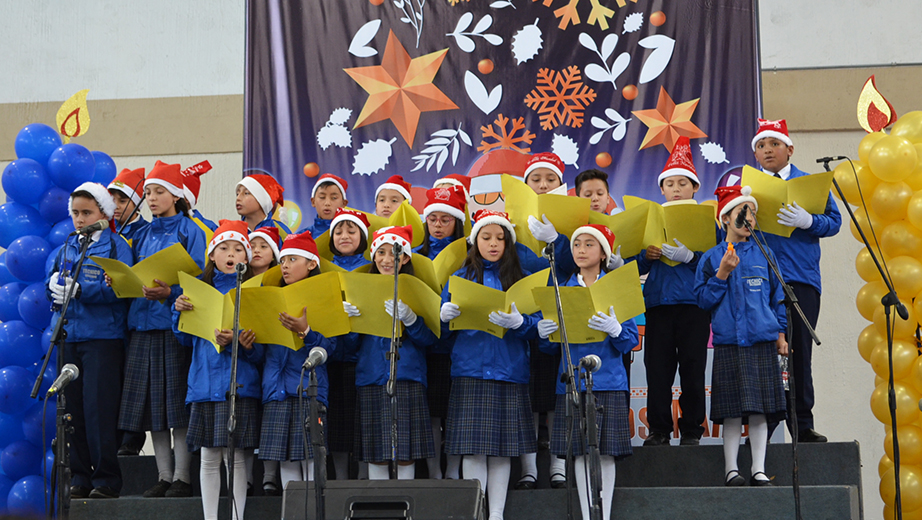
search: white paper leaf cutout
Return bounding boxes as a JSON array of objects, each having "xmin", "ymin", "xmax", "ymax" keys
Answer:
[
  {"xmin": 328, "ymin": 108, "xmax": 353, "ymax": 126},
  {"xmin": 490, "ymin": 1, "xmax": 515, "ymax": 8},
  {"xmin": 581, "ymin": 32, "xmax": 631, "ymax": 89},
  {"xmin": 552, "ymin": 134, "xmax": 580, "ymax": 168},
  {"xmin": 600, "ymin": 33, "xmax": 619, "ymax": 62},
  {"xmin": 472, "ymin": 14, "xmax": 493, "ymax": 34},
  {"xmin": 348, "ymin": 19, "xmax": 381, "ymax": 58},
  {"xmin": 453, "ymin": 12, "xmax": 473, "ymax": 34},
  {"xmin": 317, "ymin": 108, "xmax": 353, "ymax": 150},
  {"xmin": 353, "ymin": 138, "xmax": 396, "ymax": 176},
  {"xmin": 638, "ymin": 34, "xmax": 676, "ymax": 84},
  {"xmin": 448, "ymin": 13, "xmax": 503, "ymax": 53},
  {"xmin": 584, "ymin": 64, "xmax": 611, "ymax": 84},
  {"xmin": 699, "ymin": 142, "xmax": 729, "ymax": 164},
  {"xmin": 578, "ymin": 32, "xmax": 598, "ymax": 53},
  {"xmin": 464, "ymin": 70, "xmax": 502, "ymax": 115},
  {"xmin": 589, "ymin": 109, "xmax": 631, "ymax": 145},
  {"xmin": 623, "ymin": 12, "xmax": 643, "ymax": 34},
  {"xmin": 411, "ymin": 123, "xmax": 471, "ymax": 173},
  {"xmin": 395, "ymin": 0, "xmax": 426, "ymax": 48},
  {"xmin": 453, "ymin": 35, "xmax": 475, "ymax": 53},
  {"xmin": 512, "ymin": 19, "xmax": 542, "ymax": 65}
]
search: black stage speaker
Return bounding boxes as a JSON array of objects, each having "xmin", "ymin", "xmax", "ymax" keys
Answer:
[{"xmin": 282, "ymin": 479, "xmax": 485, "ymax": 520}]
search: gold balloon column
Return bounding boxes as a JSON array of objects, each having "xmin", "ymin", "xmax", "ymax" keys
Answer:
[{"xmin": 836, "ymin": 78, "xmax": 922, "ymax": 518}]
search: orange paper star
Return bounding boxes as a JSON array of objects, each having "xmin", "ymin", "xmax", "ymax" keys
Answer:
[
  {"xmin": 631, "ymin": 87, "xmax": 707, "ymax": 151},
  {"xmin": 344, "ymin": 30, "xmax": 458, "ymax": 148}
]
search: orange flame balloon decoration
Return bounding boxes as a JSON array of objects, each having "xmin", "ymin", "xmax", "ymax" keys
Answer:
[
  {"xmin": 56, "ymin": 89, "xmax": 91, "ymax": 143},
  {"xmin": 857, "ymin": 76, "xmax": 896, "ymax": 133}
]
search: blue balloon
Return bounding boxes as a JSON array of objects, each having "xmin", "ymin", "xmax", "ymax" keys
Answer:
[
  {"xmin": 0, "ymin": 412, "xmax": 25, "ymax": 450},
  {"xmin": 43, "ymin": 449, "xmax": 53, "ymax": 482},
  {"xmin": 0, "ymin": 472, "xmax": 13, "ymax": 510},
  {"xmin": 0, "ymin": 322, "xmax": 42, "ymax": 369},
  {"xmin": 0, "ymin": 253, "xmax": 15, "ymax": 286},
  {"xmin": 45, "ymin": 219, "xmax": 74, "ymax": 249},
  {"xmin": 46, "ymin": 144, "xmax": 96, "ymax": 192},
  {"xmin": 1, "ymin": 440, "xmax": 42, "ymax": 481},
  {"xmin": 0, "ymin": 282, "xmax": 27, "ymax": 323},
  {"xmin": 6, "ymin": 474, "xmax": 47, "ymax": 516},
  {"xmin": 14, "ymin": 124, "xmax": 62, "ymax": 165},
  {"xmin": 18, "ymin": 284, "xmax": 53, "ymax": 331},
  {"xmin": 38, "ymin": 186, "xmax": 71, "ymax": 225},
  {"xmin": 2, "ymin": 159, "xmax": 52, "ymax": 205},
  {"xmin": 0, "ymin": 367, "xmax": 34, "ymax": 416},
  {"xmin": 5, "ymin": 236, "xmax": 51, "ymax": 283},
  {"xmin": 0, "ymin": 203, "xmax": 51, "ymax": 249},
  {"xmin": 21, "ymin": 403, "xmax": 55, "ymax": 450},
  {"xmin": 91, "ymin": 151, "xmax": 117, "ymax": 185},
  {"xmin": 45, "ymin": 245, "xmax": 63, "ymax": 277}
]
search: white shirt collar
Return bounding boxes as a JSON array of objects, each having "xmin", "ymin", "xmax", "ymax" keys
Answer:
[
  {"xmin": 762, "ymin": 163, "xmax": 791, "ymax": 180},
  {"xmin": 85, "ymin": 229, "xmax": 103, "ymax": 244},
  {"xmin": 576, "ymin": 272, "xmax": 600, "ymax": 287}
]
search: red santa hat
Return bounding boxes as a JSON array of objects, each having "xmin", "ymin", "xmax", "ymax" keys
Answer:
[
  {"xmin": 371, "ymin": 225, "xmax": 414, "ymax": 258},
  {"xmin": 237, "ymin": 174, "xmax": 285, "ymax": 216},
  {"xmin": 181, "ymin": 161, "xmax": 212, "ymax": 208},
  {"xmin": 144, "ymin": 160, "xmax": 185, "ymax": 199},
  {"xmin": 108, "ymin": 167, "xmax": 146, "ymax": 206},
  {"xmin": 751, "ymin": 118, "xmax": 793, "ymax": 151},
  {"xmin": 715, "ymin": 185, "xmax": 759, "ymax": 223},
  {"xmin": 280, "ymin": 231, "xmax": 321, "ymax": 266},
  {"xmin": 208, "ymin": 219, "xmax": 252, "ymax": 261},
  {"xmin": 469, "ymin": 209, "xmax": 516, "ymax": 244},
  {"xmin": 657, "ymin": 136, "xmax": 699, "ymax": 186},
  {"xmin": 524, "ymin": 152, "xmax": 565, "ymax": 183},
  {"xmin": 249, "ymin": 226, "xmax": 281, "ymax": 261},
  {"xmin": 311, "ymin": 173, "xmax": 348, "ymax": 199},
  {"xmin": 375, "ymin": 175, "xmax": 413, "ymax": 204},
  {"xmin": 570, "ymin": 224, "xmax": 616, "ymax": 265},
  {"xmin": 432, "ymin": 174, "xmax": 472, "ymax": 197},
  {"xmin": 70, "ymin": 182, "xmax": 118, "ymax": 231},
  {"xmin": 331, "ymin": 207, "xmax": 370, "ymax": 238},
  {"xmin": 423, "ymin": 186, "xmax": 467, "ymax": 223}
]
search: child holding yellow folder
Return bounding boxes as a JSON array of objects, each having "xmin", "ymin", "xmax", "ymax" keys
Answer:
[
  {"xmin": 439, "ymin": 210, "xmax": 539, "ymax": 520},
  {"xmin": 340, "ymin": 226, "xmax": 437, "ymax": 480},
  {"xmin": 374, "ymin": 175, "xmax": 413, "ymax": 218},
  {"xmin": 536, "ymin": 224, "xmax": 639, "ymax": 520},
  {"xmin": 172, "ymin": 220, "xmax": 261, "ymax": 520},
  {"xmin": 249, "ymin": 226, "xmax": 281, "ymax": 276}
]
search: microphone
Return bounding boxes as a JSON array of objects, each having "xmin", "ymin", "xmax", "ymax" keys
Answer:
[
  {"xmin": 542, "ymin": 242, "xmax": 555, "ymax": 260},
  {"xmin": 815, "ymin": 156, "xmax": 848, "ymax": 163},
  {"xmin": 235, "ymin": 262, "xmax": 247, "ymax": 274},
  {"xmin": 734, "ymin": 204, "xmax": 749, "ymax": 229},
  {"xmin": 301, "ymin": 346, "xmax": 328, "ymax": 371},
  {"xmin": 46, "ymin": 364, "xmax": 80, "ymax": 397},
  {"xmin": 69, "ymin": 219, "xmax": 109, "ymax": 235},
  {"xmin": 579, "ymin": 354, "xmax": 602, "ymax": 373}
]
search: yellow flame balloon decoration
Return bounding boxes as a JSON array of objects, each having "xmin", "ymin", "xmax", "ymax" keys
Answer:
[
  {"xmin": 56, "ymin": 89, "xmax": 91, "ymax": 143},
  {"xmin": 857, "ymin": 76, "xmax": 896, "ymax": 134}
]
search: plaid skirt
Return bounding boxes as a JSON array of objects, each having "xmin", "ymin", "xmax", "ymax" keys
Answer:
[
  {"xmin": 357, "ymin": 381, "xmax": 435, "ymax": 463},
  {"xmin": 426, "ymin": 353, "xmax": 452, "ymax": 418},
  {"xmin": 530, "ymin": 342, "xmax": 560, "ymax": 413},
  {"xmin": 186, "ymin": 398, "xmax": 260, "ymax": 451},
  {"xmin": 550, "ymin": 391, "xmax": 632, "ymax": 460},
  {"xmin": 259, "ymin": 397, "xmax": 327, "ymax": 461},
  {"xmin": 710, "ymin": 342, "xmax": 786, "ymax": 424},
  {"xmin": 118, "ymin": 330, "xmax": 190, "ymax": 432},
  {"xmin": 326, "ymin": 361, "xmax": 357, "ymax": 452},
  {"xmin": 445, "ymin": 378, "xmax": 537, "ymax": 457}
]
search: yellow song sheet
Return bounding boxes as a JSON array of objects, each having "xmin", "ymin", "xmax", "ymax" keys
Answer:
[
  {"xmin": 176, "ymin": 272, "xmax": 234, "ymax": 352},
  {"xmin": 622, "ymin": 196, "xmax": 717, "ymax": 266},
  {"xmin": 501, "ymin": 175, "xmax": 590, "ymax": 255},
  {"xmin": 315, "ymin": 229, "xmax": 334, "ymax": 262},
  {"xmin": 337, "ymin": 272, "xmax": 442, "ymax": 339},
  {"xmin": 410, "ymin": 238, "xmax": 468, "ymax": 293},
  {"xmin": 588, "ymin": 204, "xmax": 649, "ymax": 260},
  {"xmin": 388, "ymin": 201, "xmax": 426, "ymax": 248},
  {"xmin": 92, "ymin": 243, "xmax": 202, "ymax": 299},
  {"xmin": 740, "ymin": 165, "xmax": 834, "ymax": 237},
  {"xmin": 532, "ymin": 262, "xmax": 645, "ymax": 344},
  {"xmin": 447, "ymin": 268, "xmax": 549, "ymax": 338}
]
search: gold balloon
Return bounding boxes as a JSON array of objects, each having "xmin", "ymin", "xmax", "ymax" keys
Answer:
[
  {"xmin": 833, "ymin": 160, "xmax": 861, "ymax": 202},
  {"xmin": 873, "ymin": 296, "xmax": 916, "ymax": 339},
  {"xmin": 860, "ymin": 131, "xmax": 888, "ymax": 163},
  {"xmin": 870, "ymin": 339, "xmax": 918, "ymax": 381},
  {"xmin": 871, "ymin": 381, "xmax": 921, "ymax": 426},
  {"xmin": 856, "ymin": 248, "xmax": 885, "ymax": 283},
  {"xmin": 885, "ymin": 425, "xmax": 922, "ymax": 466},
  {"xmin": 872, "ymin": 182, "xmax": 914, "ymax": 221},
  {"xmin": 911, "ymin": 356, "xmax": 922, "ymax": 394},
  {"xmin": 908, "ymin": 191, "xmax": 922, "ymax": 230},
  {"xmin": 857, "ymin": 280, "xmax": 888, "ymax": 320},
  {"xmin": 889, "ymin": 256, "xmax": 922, "ymax": 299},
  {"xmin": 858, "ymin": 324, "xmax": 885, "ymax": 363},
  {"xmin": 880, "ymin": 464, "xmax": 922, "ymax": 512},
  {"xmin": 892, "ymin": 111, "xmax": 922, "ymax": 144},
  {"xmin": 850, "ymin": 209, "xmax": 885, "ymax": 248},
  {"xmin": 881, "ymin": 220, "xmax": 922, "ymax": 258},
  {"xmin": 880, "ymin": 453, "xmax": 895, "ymax": 478},
  {"xmin": 870, "ymin": 136, "xmax": 919, "ymax": 182},
  {"xmin": 906, "ymin": 145, "xmax": 922, "ymax": 190}
]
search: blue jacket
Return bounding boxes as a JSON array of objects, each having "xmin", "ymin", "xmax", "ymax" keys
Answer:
[
  {"xmin": 758, "ymin": 164, "xmax": 841, "ymax": 294},
  {"xmin": 192, "ymin": 209, "xmax": 218, "ymax": 232},
  {"xmin": 516, "ymin": 233, "xmax": 575, "ymax": 280},
  {"xmin": 339, "ymin": 317, "xmax": 436, "ymax": 387},
  {"xmin": 538, "ymin": 272, "xmax": 639, "ymax": 393},
  {"xmin": 256, "ymin": 330, "xmax": 334, "ymax": 407},
  {"xmin": 45, "ymin": 229, "xmax": 133, "ymax": 342},
  {"xmin": 119, "ymin": 216, "xmax": 149, "ymax": 244},
  {"xmin": 440, "ymin": 261, "xmax": 540, "ymax": 384},
  {"xmin": 250, "ymin": 215, "xmax": 292, "ymax": 235},
  {"xmin": 171, "ymin": 270, "xmax": 263, "ymax": 403},
  {"xmin": 128, "ymin": 214, "xmax": 207, "ymax": 331},
  {"xmin": 632, "ymin": 253, "xmax": 701, "ymax": 308},
  {"xmin": 298, "ymin": 217, "xmax": 331, "ymax": 239},
  {"xmin": 413, "ymin": 235, "xmax": 459, "ymax": 259},
  {"xmin": 333, "ymin": 253, "xmax": 371, "ymax": 272},
  {"xmin": 695, "ymin": 240, "xmax": 786, "ymax": 347}
]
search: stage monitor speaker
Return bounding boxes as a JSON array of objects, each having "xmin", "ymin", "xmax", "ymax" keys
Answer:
[{"xmin": 282, "ymin": 479, "xmax": 485, "ymax": 520}]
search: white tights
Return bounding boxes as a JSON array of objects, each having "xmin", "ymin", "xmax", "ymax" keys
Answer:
[
  {"xmin": 280, "ymin": 459, "xmax": 314, "ymax": 487},
  {"xmin": 573, "ymin": 455, "xmax": 616, "ymax": 520},
  {"xmin": 368, "ymin": 462, "xmax": 416, "ymax": 480},
  {"xmin": 722, "ymin": 415, "xmax": 769, "ymax": 481},
  {"xmin": 200, "ymin": 447, "xmax": 247, "ymax": 520},
  {"xmin": 150, "ymin": 428, "xmax": 191, "ymax": 483},
  {"xmin": 463, "ymin": 455, "xmax": 511, "ymax": 520}
]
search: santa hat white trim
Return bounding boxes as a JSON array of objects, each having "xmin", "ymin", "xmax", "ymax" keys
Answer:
[
  {"xmin": 718, "ymin": 185, "xmax": 759, "ymax": 222},
  {"xmin": 371, "ymin": 227, "xmax": 413, "ymax": 258},
  {"xmin": 108, "ymin": 181, "xmax": 143, "ymax": 206},
  {"xmin": 144, "ymin": 178, "xmax": 184, "ymax": 199},
  {"xmin": 279, "ymin": 247, "xmax": 320, "ymax": 266},
  {"xmin": 208, "ymin": 231, "xmax": 252, "ymax": 262},
  {"xmin": 570, "ymin": 226, "xmax": 613, "ymax": 264},
  {"xmin": 311, "ymin": 177, "xmax": 347, "ymax": 199},
  {"xmin": 468, "ymin": 215, "xmax": 516, "ymax": 245},
  {"xmin": 70, "ymin": 182, "xmax": 117, "ymax": 220},
  {"xmin": 249, "ymin": 230, "xmax": 281, "ymax": 261},
  {"xmin": 183, "ymin": 185, "xmax": 197, "ymax": 208},
  {"xmin": 331, "ymin": 213, "xmax": 369, "ymax": 238},
  {"xmin": 375, "ymin": 183, "xmax": 412, "ymax": 204},
  {"xmin": 751, "ymin": 130, "xmax": 793, "ymax": 151},
  {"xmin": 524, "ymin": 161, "xmax": 564, "ymax": 183},
  {"xmin": 237, "ymin": 176, "xmax": 274, "ymax": 216},
  {"xmin": 423, "ymin": 203, "xmax": 466, "ymax": 223},
  {"xmin": 658, "ymin": 168, "xmax": 700, "ymax": 185}
]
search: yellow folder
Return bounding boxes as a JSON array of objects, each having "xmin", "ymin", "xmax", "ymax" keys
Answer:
[
  {"xmin": 316, "ymin": 202, "xmax": 424, "ymax": 262},
  {"xmin": 448, "ymin": 268, "xmax": 549, "ymax": 338},
  {"xmin": 622, "ymin": 196, "xmax": 717, "ymax": 266},
  {"xmin": 740, "ymin": 165, "xmax": 834, "ymax": 237},
  {"xmin": 337, "ymin": 272, "xmax": 442, "ymax": 339},
  {"xmin": 410, "ymin": 238, "xmax": 468, "ymax": 293},
  {"xmin": 92, "ymin": 243, "xmax": 202, "ymax": 299},
  {"xmin": 532, "ymin": 262, "xmax": 645, "ymax": 344},
  {"xmin": 588, "ymin": 204, "xmax": 649, "ymax": 260},
  {"xmin": 176, "ymin": 272, "xmax": 234, "ymax": 352},
  {"xmin": 501, "ymin": 175, "xmax": 591, "ymax": 255}
]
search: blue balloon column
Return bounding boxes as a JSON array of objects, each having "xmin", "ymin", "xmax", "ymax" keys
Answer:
[{"xmin": 0, "ymin": 124, "xmax": 118, "ymax": 515}]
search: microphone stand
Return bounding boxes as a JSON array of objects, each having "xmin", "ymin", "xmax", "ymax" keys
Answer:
[
  {"xmin": 300, "ymin": 365, "xmax": 327, "ymax": 520},
  {"xmin": 386, "ymin": 244, "xmax": 403, "ymax": 480},
  {"xmin": 580, "ymin": 367, "xmax": 603, "ymax": 520},
  {"xmin": 544, "ymin": 243, "xmax": 581, "ymax": 520},
  {"xmin": 31, "ymin": 233, "xmax": 92, "ymax": 520},
  {"xmin": 225, "ymin": 262, "xmax": 245, "ymax": 520},
  {"xmin": 820, "ymin": 157, "xmax": 907, "ymax": 518},
  {"xmin": 741, "ymin": 206, "xmax": 818, "ymax": 520}
]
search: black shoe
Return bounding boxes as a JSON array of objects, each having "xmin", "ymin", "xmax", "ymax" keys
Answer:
[
  {"xmin": 749, "ymin": 472, "xmax": 773, "ymax": 486},
  {"xmin": 164, "ymin": 479, "xmax": 193, "ymax": 497},
  {"xmin": 70, "ymin": 485, "xmax": 92, "ymax": 499},
  {"xmin": 643, "ymin": 432, "xmax": 670, "ymax": 446},
  {"xmin": 798, "ymin": 429, "xmax": 827, "ymax": 443},
  {"xmin": 89, "ymin": 486, "xmax": 120, "ymax": 499},
  {"xmin": 142, "ymin": 480, "xmax": 172, "ymax": 498},
  {"xmin": 263, "ymin": 481, "xmax": 281, "ymax": 496},
  {"xmin": 724, "ymin": 470, "xmax": 745, "ymax": 487},
  {"xmin": 679, "ymin": 435, "xmax": 700, "ymax": 446},
  {"xmin": 514, "ymin": 474, "xmax": 537, "ymax": 490},
  {"xmin": 550, "ymin": 472, "xmax": 567, "ymax": 489},
  {"xmin": 247, "ymin": 483, "xmax": 254, "ymax": 497},
  {"xmin": 118, "ymin": 442, "xmax": 142, "ymax": 457}
]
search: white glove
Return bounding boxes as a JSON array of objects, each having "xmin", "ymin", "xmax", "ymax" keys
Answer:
[
  {"xmin": 587, "ymin": 306, "xmax": 622, "ymax": 337},
  {"xmin": 528, "ymin": 214, "xmax": 559, "ymax": 243},
  {"xmin": 385, "ymin": 299, "xmax": 417, "ymax": 326},
  {"xmin": 661, "ymin": 239, "xmax": 694, "ymax": 264},
  {"xmin": 488, "ymin": 302, "xmax": 525, "ymax": 330},
  {"xmin": 49, "ymin": 273, "xmax": 66, "ymax": 306},
  {"xmin": 342, "ymin": 301, "xmax": 361, "ymax": 317},
  {"xmin": 537, "ymin": 319, "xmax": 559, "ymax": 339},
  {"xmin": 607, "ymin": 245, "xmax": 624, "ymax": 270},
  {"xmin": 440, "ymin": 302, "xmax": 461, "ymax": 323},
  {"xmin": 777, "ymin": 202, "xmax": 813, "ymax": 230}
]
